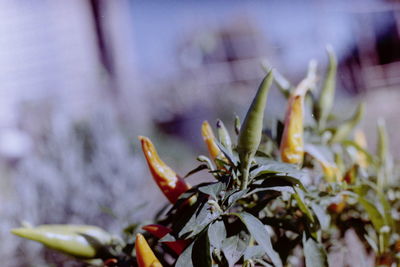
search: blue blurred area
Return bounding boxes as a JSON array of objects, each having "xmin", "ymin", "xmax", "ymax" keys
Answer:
[{"xmin": 131, "ymin": 1, "xmax": 371, "ymax": 80}]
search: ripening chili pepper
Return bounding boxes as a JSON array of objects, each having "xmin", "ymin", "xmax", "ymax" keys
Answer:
[
  {"xmin": 139, "ymin": 136, "xmax": 190, "ymax": 204},
  {"xmin": 142, "ymin": 224, "xmax": 188, "ymax": 255},
  {"xmin": 280, "ymin": 94, "xmax": 304, "ymax": 165},
  {"xmin": 280, "ymin": 71, "xmax": 316, "ymax": 165},
  {"xmin": 318, "ymin": 46, "xmax": 337, "ymax": 130},
  {"xmin": 238, "ymin": 70, "xmax": 273, "ymax": 189},
  {"xmin": 201, "ymin": 121, "xmax": 227, "ymax": 166},
  {"xmin": 135, "ymin": 233, "xmax": 163, "ymax": 267},
  {"xmin": 11, "ymin": 224, "xmax": 112, "ymax": 258}
]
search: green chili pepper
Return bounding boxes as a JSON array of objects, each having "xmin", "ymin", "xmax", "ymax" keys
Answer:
[
  {"xmin": 318, "ymin": 46, "xmax": 337, "ymax": 129},
  {"xmin": 237, "ymin": 70, "xmax": 273, "ymax": 189},
  {"xmin": 330, "ymin": 102, "xmax": 365, "ymax": 143},
  {"xmin": 216, "ymin": 119, "xmax": 232, "ymax": 153},
  {"xmin": 11, "ymin": 224, "xmax": 112, "ymax": 259}
]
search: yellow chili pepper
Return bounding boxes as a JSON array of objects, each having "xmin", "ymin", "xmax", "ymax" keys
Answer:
[
  {"xmin": 139, "ymin": 136, "xmax": 190, "ymax": 204},
  {"xmin": 280, "ymin": 73, "xmax": 315, "ymax": 165},
  {"xmin": 135, "ymin": 233, "xmax": 163, "ymax": 267},
  {"xmin": 280, "ymin": 94, "xmax": 304, "ymax": 165},
  {"xmin": 201, "ymin": 121, "xmax": 227, "ymax": 164}
]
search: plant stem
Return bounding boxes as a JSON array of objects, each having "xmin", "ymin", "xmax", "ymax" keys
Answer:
[{"xmin": 240, "ymin": 162, "xmax": 250, "ymax": 190}]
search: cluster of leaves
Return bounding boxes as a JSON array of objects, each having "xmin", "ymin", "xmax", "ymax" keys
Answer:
[{"xmin": 12, "ymin": 48, "xmax": 400, "ymax": 267}]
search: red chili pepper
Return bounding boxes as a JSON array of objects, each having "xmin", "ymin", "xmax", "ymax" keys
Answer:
[
  {"xmin": 139, "ymin": 136, "xmax": 190, "ymax": 204},
  {"xmin": 142, "ymin": 224, "xmax": 188, "ymax": 255}
]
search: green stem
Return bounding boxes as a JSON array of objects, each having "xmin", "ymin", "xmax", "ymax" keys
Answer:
[{"xmin": 240, "ymin": 160, "xmax": 250, "ymax": 190}]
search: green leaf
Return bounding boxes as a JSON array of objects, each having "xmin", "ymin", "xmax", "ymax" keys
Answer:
[
  {"xmin": 246, "ymin": 186, "xmax": 293, "ymax": 196},
  {"xmin": 270, "ymin": 68, "xmax": 292, "ymax": 98},
  {"xmin": 216, "ymin": 140, "xmax": 238, "ymax": 166},
  {"xmin": 303, "ymin": 235, "xmax": 328, "ymax": 267},
  {"xmin": 304, "ymin": 144, "xmax": 335, "ymax": 165},
  {"xmin": 221, "ymin": 234, "xmax": 249, "ymax": 267},
  {"xmin": 318, "ymin": 46, "xmax": 337, "ymax": 129},
  {"xmin": 310, "ymin": 202, "xmax": 330, "ymax": 230},
  {"xmin": 341, "ymin": 140, "xmax": 374, "ymax": 166},
  {"xmin": 179, "ymin": 201, "xmax": 221, "ymax": 239},
  {"xmin": 330, "ymin": 102, "xmax": 365, "ymax": 143},
  {"xmin": 208, "ymin": 220, "xmax": 227, "ymax": 250},
  {"xmin": 192, "ymin": 230, "xmax": 212, "ymax": 267},
  {"xmin": 197, "ymin": 155, "xmax": 216, "ymax": 171},
  {"xmin": 293, "ymin": 188, "xmax": 315, "ymax": 224},
  {"xmin": 377, "ymin": 190, "xmax": 394, "ymax": 229},
  {"xmin": 358, "ymin": 196, "xmax": 385, "ymax": 231},
  {"xmin": 231, "ymin": 212, "xmax": 282, "ymax": 267},
  {"xmin": 243, "ymin": 245, "xmax": 265, "ymax": 261},
  {"xmin": 251, "ymin": 175, "xmax": 306, "ymax": 191},
  {"xmin": 251, "ymin": 159, "xmax": 305, "ymax": 179},
  {"xmin": 198, "ymin": 182, "xmax": 225, "ymax": 200},
  {"xmin": 225, "ymin": 189, "xmax": 250, "ymax": 208},
  {"xmin": 216, "ymin": 119, "xmax": 233, "ymax": 154}
]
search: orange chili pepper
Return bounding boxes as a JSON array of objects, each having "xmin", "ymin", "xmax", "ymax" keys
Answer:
[
  {"xmin": 201, "ymin": 121, "xmax": 227, "ymax": 165},
  {"xmin": 135, "ymin": 233, "xmax": 163, "ymax": 267},
  {"xmin": 280, "ymin": 94, "xmax": 304, "ymax": 165},
  {"xmin": 139, "ymin": 136, "xmax": 190, "ymax": 204},
  {"xmin": 142, "ymin": 224, "xmax": 188, "ymax": 255}
]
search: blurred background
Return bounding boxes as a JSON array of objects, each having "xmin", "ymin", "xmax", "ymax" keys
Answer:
[{"xmin": 1, "ymin": 0, "xmax": 400, "ymax": 266}]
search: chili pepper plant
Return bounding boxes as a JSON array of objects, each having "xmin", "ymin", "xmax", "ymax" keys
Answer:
[{"xmin": 12, "ymin": 48, "xmax": 400, "ymax": 266}]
